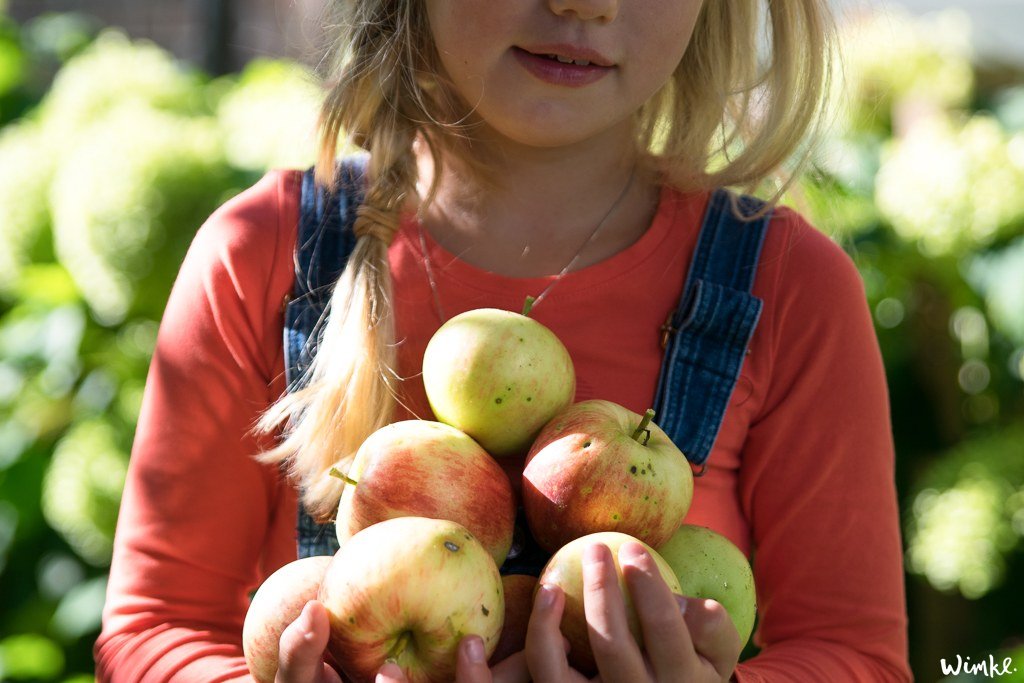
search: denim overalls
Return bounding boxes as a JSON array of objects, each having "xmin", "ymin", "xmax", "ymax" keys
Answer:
[{"xmin": 283, "ymin": 157, "xmax": 770, "ymax": 573}]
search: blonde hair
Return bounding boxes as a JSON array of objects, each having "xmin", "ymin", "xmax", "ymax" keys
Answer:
[{"xmin": 255, "ymin": 0, "xmax": 835, "ymax": 519}]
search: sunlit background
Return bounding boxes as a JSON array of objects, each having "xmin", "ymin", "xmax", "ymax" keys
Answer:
[{"xmin": 0, "ymin": 1, "xmax": 1021, "ymax": 681}]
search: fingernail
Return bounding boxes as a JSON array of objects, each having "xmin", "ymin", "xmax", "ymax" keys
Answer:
[
  {"xmin": 676, "ymin": 595, "xmax": 688, "ymax": 615},
  {"xmin": 619, "ymin": 542, "xmax": 648, "ymax": 566},
  {"xmin": 298, "ymin": 601, "xmax": 315, "ymax": 633},
  {"xmin": 583, "ymin": 542, "xmax": 607, "ymax": 566},
  {"xmin": 466, "ymin": 637, "xmax": 485, "ymax": 663},
  {"xmin": 377, "ymin": 661, "xmax": 403, "ymax": 681},
  {"xmin": 539, "ymin": 583, "xmax": 557, "ymax": 608}
]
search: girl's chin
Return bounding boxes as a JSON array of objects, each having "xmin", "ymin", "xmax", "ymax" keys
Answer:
[{"xmin": 475, "ymin": 117, "xmax": 635, "ymax": 155}]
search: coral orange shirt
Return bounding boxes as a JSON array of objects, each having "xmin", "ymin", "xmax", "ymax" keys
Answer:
[{"xmin": 95, "ymin": 169, "xmax": 911, "ymax": 681}]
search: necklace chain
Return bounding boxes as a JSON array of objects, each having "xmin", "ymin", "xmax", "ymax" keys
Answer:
[{"xmin": 416, "ymin": 167, "xmax": 637, "ymax": 322}]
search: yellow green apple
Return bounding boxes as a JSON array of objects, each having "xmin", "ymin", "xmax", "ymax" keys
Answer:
[
  {"xmin": 422, "ymin": 305, "xmax": 575, "ymax": 457},
  {"xmin": 537, "ymin": 531, "xmax": 682, "ymax": 675},
  {"xmin": 657, "ymin": 524, "xmax": 757, "ymax": 647}
]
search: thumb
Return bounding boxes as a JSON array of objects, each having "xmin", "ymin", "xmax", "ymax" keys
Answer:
[
  {"xmin": 676, "ymin": 595, "xmax": 742, "ymax": 678},
  {"xmin": 276, "ymin": 600, "xmax": 332, "ymax": 682}
]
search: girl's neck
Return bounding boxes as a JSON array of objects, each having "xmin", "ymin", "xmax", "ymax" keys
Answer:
[{"xmin": 413, "ymin": 128, "xmax": 662, "ymax": 278}]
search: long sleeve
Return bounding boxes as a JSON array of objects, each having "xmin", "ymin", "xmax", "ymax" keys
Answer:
[
  {"xmin": 94, "ymin": 171, "xmax": 302, "ymax": 681},
  {"xmin": 733, "ymin": 220, "xmax": 911, "ymax": 681}
]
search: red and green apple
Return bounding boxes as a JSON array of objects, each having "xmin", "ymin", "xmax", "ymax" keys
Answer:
[
  {"xmin": 242, "ymin": 555, "xmax": 332, "ymax": 682},
  {"xmin": 319, "ymin": 517, "xmax": 505, "ymax": 683},
  {"xmin": 523, "ymin": 400, "xmax": 693, "ymax": 551},
  {"xmin": 333, "ymin": 419, "xmax": 515, "ymax": 566}
]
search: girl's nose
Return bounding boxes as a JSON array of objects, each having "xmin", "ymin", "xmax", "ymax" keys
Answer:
[{"xmin": 547, "ymin": 0, "xmax": 619, "ymax": 23}]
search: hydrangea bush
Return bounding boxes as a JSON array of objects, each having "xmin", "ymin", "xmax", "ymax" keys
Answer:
[{"xmin": 0, "ymin": 21, "xmax": 322, "ymax": 680}]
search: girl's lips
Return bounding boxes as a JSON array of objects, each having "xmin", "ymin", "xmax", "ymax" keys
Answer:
[{"xmin": 512, "ymin": 47, "xmax": 614, "ymax": 87}]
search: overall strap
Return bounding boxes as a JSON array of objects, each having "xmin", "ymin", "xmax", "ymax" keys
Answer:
[
  {"xmin": 652, "ymin": 188, "xmax": 772, "ymax": 470},
  {"xmin": 283, "ymin": 155, "xmax": 368, "ymax": 558}
]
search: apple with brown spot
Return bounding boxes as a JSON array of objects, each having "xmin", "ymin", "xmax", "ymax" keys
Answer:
[
  {"xmin": 422, "ymin": 299, "xmax": 576, "ymax": 458},
  {"xmin": 538, "ymin": 532, "xmax": 682, "ymax": 675},
  {"xmin": 522, "ymin": 400, "xmax": 693, "ymax": 552},
  {"xmin": 242, "ymin": 555, "xmax": 332, "ymax": 682},
  {"xmin": 319, "ymin": 517, "xmax": 504, "ymax": 683},
  {"xmin": 333, "ymin": 419, "xmax": 515, "ymax": 567}
]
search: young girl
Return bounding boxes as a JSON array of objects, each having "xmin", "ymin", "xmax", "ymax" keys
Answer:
[{"xmin": 95, "ymin": 0, "xmax": 912, "ymax": 681}]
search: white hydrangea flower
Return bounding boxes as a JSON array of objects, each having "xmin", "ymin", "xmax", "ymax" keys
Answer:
[
  {"xmin": 216, "ymin": 58, "xmax": 323, "ymax": 172},
  {"xmin": 907, "ymin": 477, "xmax": 1013, "ymax": 599},
  {"xmin": 42, "ymin": 419, "xmax": 129, "ymax": 566},
  {"xmin": 49, "ymin": 102, "xmax": 228, "ymax": 325},
  {"xmin": 39, "ymin": 29, "xmax": 202, "ymax": 145},
  {"xmin": 835, "ymin": 7, "xmax": 974, "ymax": 132},
  {"xmin": 0, "ymin": 120, "xmax": 54, "ymax": 293},
  {"xmin": 875, "ymin": 114, "xmax": 1024, "ymax": 255}
]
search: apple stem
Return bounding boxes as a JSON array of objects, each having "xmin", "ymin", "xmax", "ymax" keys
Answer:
[
  {"xmin": 328, "ymin": 467, "xmax": 358, "ymax": 487},
  {"xmin": 386, "ymin": 631, "xmax": 412, "ymax": 661},
  {"xmin": 631, "ymin": 409, "xmax": 656, "ymax": 446},
  {"xmin": 522, "ymin": 296, "xmax": 536, "ymax": 317}
]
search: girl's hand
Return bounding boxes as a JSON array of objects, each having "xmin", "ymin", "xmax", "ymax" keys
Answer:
[
  {"xmin": 275, "ymin": 600, "xmax": 343, "ymax": 683},
  {"xmin": 525, "ymin": 541, "xmax": 742, "ymax": 682},
  {"xmin": 374, "ymin": 636, "xmax": 531, "ymax": 683}
]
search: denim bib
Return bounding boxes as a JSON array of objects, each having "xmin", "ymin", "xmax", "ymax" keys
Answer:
[{"xmin": 283, "ymin": 157, "xmax": 770, "ymax": 571}]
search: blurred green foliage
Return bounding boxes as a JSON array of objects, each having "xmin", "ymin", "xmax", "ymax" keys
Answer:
[
  {"xmin": 0, "ymin": 5, "xmax": 1021, "ymax": 682},
  {"xmin": 793, "ymin": 6, "xmax": 1024, "ymax": 677},
  {"xmin": 0, "ymin": 11, "xmax": 321, "ymax": 681}
]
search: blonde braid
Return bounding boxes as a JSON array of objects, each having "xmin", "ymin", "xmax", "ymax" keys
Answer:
[
  {"xmin": 255, "ymin": 127, "xmax": 418, "ymax": 519},
  {"xmin": 254, "ymin": 0, "xmax": 423, "ymax": 519}
]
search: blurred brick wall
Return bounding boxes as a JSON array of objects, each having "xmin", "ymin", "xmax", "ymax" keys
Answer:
[{"xmin": 7, "ymin": 0, "xmax": 329, "ymax": 72}]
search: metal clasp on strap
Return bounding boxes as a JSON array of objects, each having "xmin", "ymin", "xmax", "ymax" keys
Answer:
[{"xmin": 659, "ymin": 311, "xmax": 676, "ymax": 350}]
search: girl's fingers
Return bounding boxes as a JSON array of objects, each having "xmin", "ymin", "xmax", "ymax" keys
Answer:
[
  {"xmin": 276, "ymin": 600, "xmax": 339, "ymax": 683},
  {"xmin": 524, "ymin": 583, "xmax": 574, "ymax": 680},
  {"xmin": 456, "ymin": 635, "xmax": 535, "ymax": 683},
  {"xmin": 618, "ymin": 542, "xmax": 696, "ymax": 681},
  {"xmin": 679, "ymin": 597, "xmax": 743, "ymax": 680},
  {"xmin": 490, "ymin": 650, "xmax": 533, "ymax": 683},
  {"xmin": 454, "ymin": 635, "xmax": 492, "ymax": 683},
  {"xmin": 375, "ymin": 661, "xmax": 407, "ymax": 683},
  {"xmin": 581, "ymin": 543, "xmax": 647, "ymax": 681}
]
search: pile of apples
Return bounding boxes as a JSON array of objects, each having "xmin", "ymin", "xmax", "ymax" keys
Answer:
[{"xmin": 243, "ymin": 299, "xmax": 757, "ymax": 683}]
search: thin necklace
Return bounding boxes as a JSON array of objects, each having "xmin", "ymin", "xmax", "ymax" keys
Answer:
[{"xmin": 416, "ymin": 167, "xmax": 637, "ymax": 322}]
